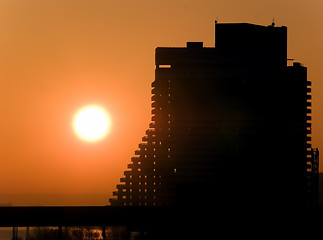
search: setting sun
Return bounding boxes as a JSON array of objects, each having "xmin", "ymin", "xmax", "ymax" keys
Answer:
[{"xmin": 73, "ymin": 105, "xmax": 111, "ymax": 142}]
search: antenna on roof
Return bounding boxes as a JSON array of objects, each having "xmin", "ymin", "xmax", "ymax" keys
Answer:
[{"xmin": 272, "ymin": 18, "xmax": 275, "ymax": 27}]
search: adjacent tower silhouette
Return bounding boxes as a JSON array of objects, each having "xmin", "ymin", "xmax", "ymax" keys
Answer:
[{"xmin": 109, "ymin": 22, "xmax": 319, "ymax": 209}]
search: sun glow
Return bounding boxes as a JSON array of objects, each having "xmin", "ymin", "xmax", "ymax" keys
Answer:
[{"xmin": 73, "ymin": 105, "xmax": 111, "ymax": 142}]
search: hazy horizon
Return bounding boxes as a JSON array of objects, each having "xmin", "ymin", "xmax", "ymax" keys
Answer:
[{"xmin": 0, "ymin": 193, "xmax": 110, "ymax": 206}]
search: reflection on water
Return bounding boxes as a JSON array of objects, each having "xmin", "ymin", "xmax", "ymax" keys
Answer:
[
  {"xmin": 0, "ymin": 228, "xmax": 26, "ymax": 240},
  {"xmin": 0, "ymin": 226, "xmax": 129, "ymax": 240},
  {"xmin": 0, "ymin": 228, "xmax": 10, "ymax": 240}
]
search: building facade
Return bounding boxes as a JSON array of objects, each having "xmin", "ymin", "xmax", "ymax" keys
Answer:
[{"xmin": 109, "ymin": 22, "xmax": 319, "ymax": 209}]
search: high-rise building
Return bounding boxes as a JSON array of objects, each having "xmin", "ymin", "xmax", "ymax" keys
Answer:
[{"xmin": 109, "ymin": 22, "xmax": 319, "ymax": 209}]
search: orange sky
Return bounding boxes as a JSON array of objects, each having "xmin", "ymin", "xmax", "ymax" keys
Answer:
[{"xmin": 0, "ymin": 0, "xmax": 322, "ymax": 205}]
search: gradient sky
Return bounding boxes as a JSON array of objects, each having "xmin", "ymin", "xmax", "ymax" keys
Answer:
[{"xmin": 0, "ymin": 0, "xmax": 322, "ymax": 205}]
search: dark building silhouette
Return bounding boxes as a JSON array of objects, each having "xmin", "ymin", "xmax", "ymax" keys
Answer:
[{"xmin": 110, "ymin": 22, "xmax": 319, "ymax": 210}]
